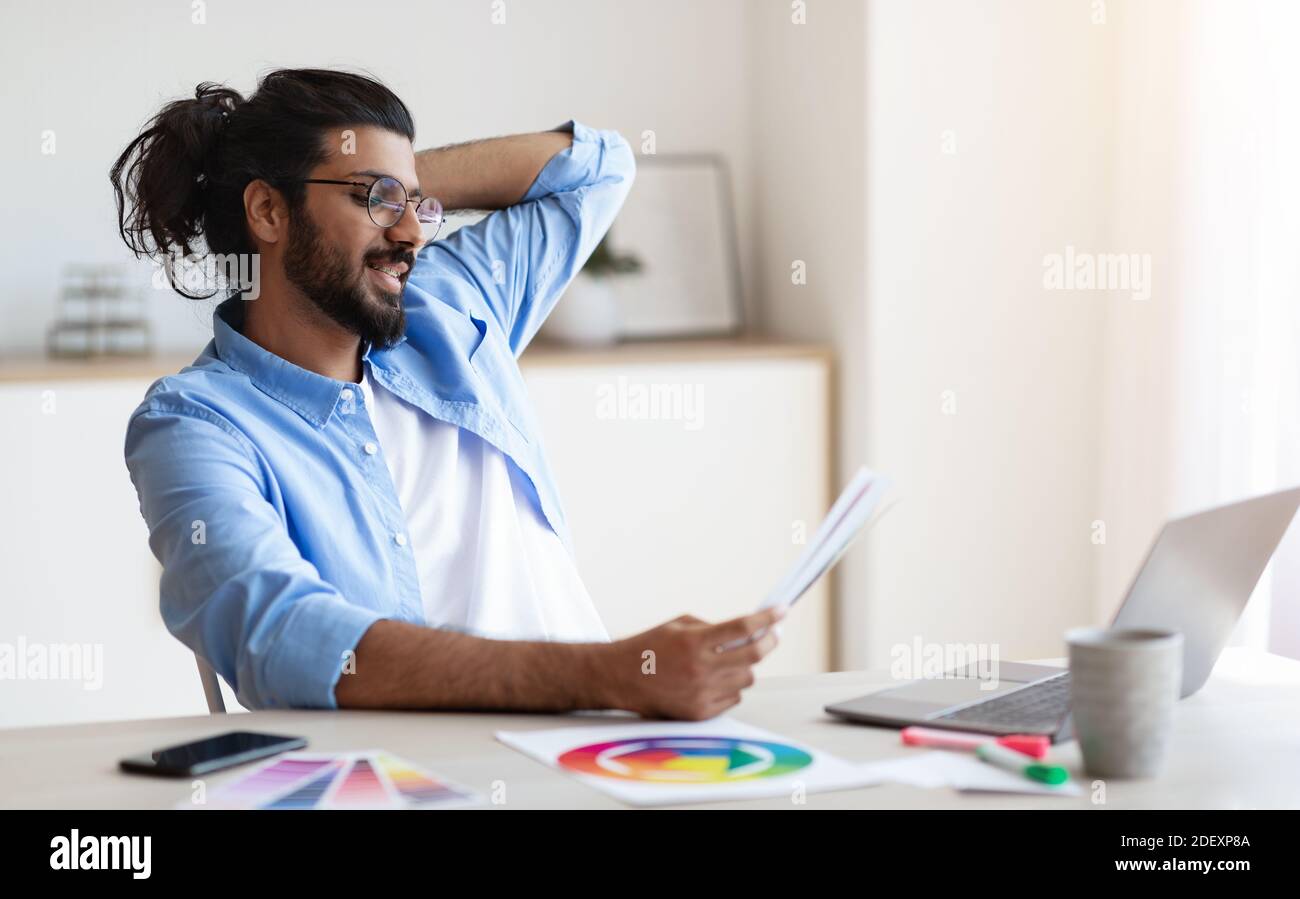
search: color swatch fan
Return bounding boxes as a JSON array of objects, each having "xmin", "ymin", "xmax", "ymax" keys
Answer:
[{"xmin": 178, "ymin": 750, "xmax": 480, "ymax": 810}]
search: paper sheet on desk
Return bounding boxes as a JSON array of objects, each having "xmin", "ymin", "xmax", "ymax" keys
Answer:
[
  {"xmin": 496, "ymin": 717, "xmax": 882, "ymax": 807},
  {"xmin": 855, "ymin": 751, "xmax": 1084, "ymax": 796}
]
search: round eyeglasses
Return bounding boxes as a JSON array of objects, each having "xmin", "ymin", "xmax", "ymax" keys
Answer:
[{"xmin": 295, "ymin": 176, "xmax": 445, "ymax": 235}]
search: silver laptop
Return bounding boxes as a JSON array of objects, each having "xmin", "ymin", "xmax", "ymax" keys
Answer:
[{"xmin": 824, "ymin": 487, "xmax": 1300, "ymax": 743}]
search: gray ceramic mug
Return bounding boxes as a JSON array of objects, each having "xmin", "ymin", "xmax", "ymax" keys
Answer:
[{"xmin": 1066, "ymin": 627, "xmax": 1183, "ymax": 779}]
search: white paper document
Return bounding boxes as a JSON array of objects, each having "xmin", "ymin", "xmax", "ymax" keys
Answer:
[
  {"xmin": 762, "ymin": 465, "xmax": 891, "ymax": 612},
  {"xmin": 855, "ymin": 751, "xmax": 1084, "ymax": 796},
  {"xmin": 721, "ymin": 466, "xmax": 892, "ymax": 651}
]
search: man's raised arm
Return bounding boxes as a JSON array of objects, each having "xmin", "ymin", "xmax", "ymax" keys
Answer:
[
  {"xmin": 409, "ymin": 119, "xmax": 637, "ymax": 354},
  {"xmin": 414, "ymin": 128, "xmax": 574, "ymax": 212}
]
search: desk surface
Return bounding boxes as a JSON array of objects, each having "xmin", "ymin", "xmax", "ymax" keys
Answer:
[{"xmin": 3, "ymin": 648, "xmax": 1296, "ymax": 809}]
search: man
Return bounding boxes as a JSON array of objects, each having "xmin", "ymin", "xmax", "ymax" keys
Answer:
[{"xmin": 113, "ymin": 69, "xmax": 781, "ymax": 719}]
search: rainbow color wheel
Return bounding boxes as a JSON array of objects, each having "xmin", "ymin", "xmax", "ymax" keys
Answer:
[{"xmin": 558, "ymin": 736, "xmax": 813, "ymax": 783}]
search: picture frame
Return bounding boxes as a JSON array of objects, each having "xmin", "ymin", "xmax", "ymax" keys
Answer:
[{"xmin": 605, "ymin": 153, "xmax": 745, "ymax": 339}]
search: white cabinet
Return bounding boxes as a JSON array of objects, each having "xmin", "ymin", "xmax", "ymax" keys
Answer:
[
  {"xmin": 521, "ymin": 343, "xmax": 832, "ymax": 677},
  {"xmin": 0, "ymin": 377, "xmax": 202, "ymax": 729},
  {"xmin": 0, "ymin": 342, "xmax": 831, "ymax": 728}
]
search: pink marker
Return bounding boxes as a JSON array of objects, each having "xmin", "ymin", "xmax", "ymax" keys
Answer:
[{"xmin": 900, "ymin": 726, "xmax": 1049, "ymax": 759}]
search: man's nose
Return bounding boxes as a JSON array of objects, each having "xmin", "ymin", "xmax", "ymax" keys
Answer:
[{"xmin": 386, "ymin": 200, "xmax": 426, "ymax": 249}]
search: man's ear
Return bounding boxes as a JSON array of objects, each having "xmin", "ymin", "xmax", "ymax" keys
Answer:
[{"xmin": 244, "ymin": 179, "xmax": 288, "ymax": 245}]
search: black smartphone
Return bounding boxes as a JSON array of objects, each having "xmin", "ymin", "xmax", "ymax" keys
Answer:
[{"xmin": 119, "ymin": 730, "xmax": 307, "ymax": 777}]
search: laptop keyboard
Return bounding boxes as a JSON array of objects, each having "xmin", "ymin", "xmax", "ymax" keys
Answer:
[{"xmin": 933, "ymin": 672, "xmax": 1071, "ymax": 731}]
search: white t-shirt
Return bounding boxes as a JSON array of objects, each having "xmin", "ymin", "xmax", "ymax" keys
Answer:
[{"xmin": 357, "ymin": 366, "xmax": 609, "ymax": 644}]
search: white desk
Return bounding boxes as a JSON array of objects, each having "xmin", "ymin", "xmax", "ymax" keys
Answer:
[{"xmin": 2, "ymin": 648, "xmax": 1296, "ymax": 809}]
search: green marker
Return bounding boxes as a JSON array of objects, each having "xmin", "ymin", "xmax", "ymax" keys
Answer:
[{"xmin": 975, "ymin": 741, "xmax": 1070, "ymax": 785}]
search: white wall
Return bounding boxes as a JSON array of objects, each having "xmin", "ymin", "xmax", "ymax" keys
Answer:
[
  {"xmin": 753, "ymin": 0, "xmax": 1116, "ymax": 669},
  {"xmin": 749, "ymin": 1, "xmax": 868, "ymax": 668},
  {"xmin": 1095, "ymin": 0, "xmax": 1189, "ymax": 619},
  {"xmin": 0, "ymin": 0, "xmax": 759, "ymax": 353},
  {"xmin": 0, "ymin": 379, "xmax": 199, "ymax": 728},
  {"xmin": 862, "ymin": 0, "xmax": 1115, "ymax": 667},
  {"xmin": 1097, "ymin": 0, "xmax": 1300, "ymax": 655}
]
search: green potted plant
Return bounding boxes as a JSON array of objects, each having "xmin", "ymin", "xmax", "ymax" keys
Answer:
[{"xmin": 542, "ymin": 233, "xmax": 644, "ymax": 345}]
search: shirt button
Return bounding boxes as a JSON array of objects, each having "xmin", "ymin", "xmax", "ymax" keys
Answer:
[
  {"xmin": 340, "ymin": 388, "xmax": 353, "ymax": 400},
  {"xmin": 394, "ymin": 532, "xmax": 408, "ymax": 547},
  {"xmin": 363, "ymin": 442, "xmax": 378, "ymax": 455}
]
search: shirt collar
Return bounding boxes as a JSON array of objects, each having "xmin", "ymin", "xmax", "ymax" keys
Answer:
[{"xmin": 212, "ymin": 295, "xmax": 399, "ymax": 429}]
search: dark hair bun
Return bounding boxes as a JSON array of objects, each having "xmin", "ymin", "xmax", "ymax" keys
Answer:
[{"xmin": 110, "ymin": 81, "xmax": 246, "ymax": 263}]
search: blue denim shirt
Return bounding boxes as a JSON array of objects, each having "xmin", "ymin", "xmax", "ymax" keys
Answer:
[{"xmin": 124, "ymin": 120, "xmax": 636, "ymax": 710}]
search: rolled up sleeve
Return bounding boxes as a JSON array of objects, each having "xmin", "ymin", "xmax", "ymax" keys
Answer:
[
  {"xmin": 125, "ymin": 404, "xmax": 384, "ymax": 710},
  {"xmin": 426, "ymin": 119, "xmax": 637, "ymax": 355}
]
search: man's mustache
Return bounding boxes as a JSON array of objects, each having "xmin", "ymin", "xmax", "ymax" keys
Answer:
[{"xmin": 365, "ymin": 249, "xmax": 415, "ymax": 269}]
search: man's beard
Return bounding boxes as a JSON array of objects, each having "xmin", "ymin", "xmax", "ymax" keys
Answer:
[{"xmin": 282, "ymin": 206, "xmax": 412, "ymax": 349}]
